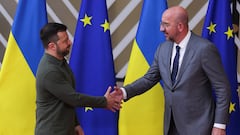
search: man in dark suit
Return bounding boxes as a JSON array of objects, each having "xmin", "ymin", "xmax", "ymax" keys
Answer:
[
  {"xmin": 116, "ymin": 6, "xmax": 231, "ymax": 135},
  {"xmin": 35, "ymin": 23, "xmax": 121, "ymax": 135}
]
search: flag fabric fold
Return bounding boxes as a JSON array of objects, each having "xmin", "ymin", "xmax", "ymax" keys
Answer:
[
  {"xmin": 202, "ymin": 0, "xmax": 240, "ymax": 134},
  {"xmin": 0, "ymin": 0, "xmax": 47, "ymax": 135},
  {"xmin": 69, "ymin": 0, "xmax": 117, "ymax": 134},
  {"xmin": 119, "ymin": 0, "xmax": 167, "ymax": 135}
]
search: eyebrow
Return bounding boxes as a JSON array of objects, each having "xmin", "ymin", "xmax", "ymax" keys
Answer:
[{"xmin": 161, "ymin": 22, "xmax": 170, "ymax": 27}]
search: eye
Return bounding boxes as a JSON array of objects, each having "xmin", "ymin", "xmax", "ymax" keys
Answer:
[{"xmin": 161, "ymin": 22, "xmax": 170, "ymax": 28}]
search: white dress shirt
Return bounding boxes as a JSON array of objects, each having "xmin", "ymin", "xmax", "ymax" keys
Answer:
[{"xmin": 170, "ymin": 31, "xmax": 190, "ymax": 75}]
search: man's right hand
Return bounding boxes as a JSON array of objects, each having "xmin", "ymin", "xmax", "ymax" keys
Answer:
[{"xmin": 104, "ymin": 86, "xmax": 123, "ymax": 112}]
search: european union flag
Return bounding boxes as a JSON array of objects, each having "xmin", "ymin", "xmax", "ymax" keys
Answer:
[
  {"xmin": 69, "ymin": 0, "xmax": 117, "ymax": 135},
  {"xmin": 202, "ymin": 0, "xmax": 240, "ymax": 134}
]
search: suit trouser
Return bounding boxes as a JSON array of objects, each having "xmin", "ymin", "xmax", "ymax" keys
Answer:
[{"xmin": 168, "ymin": 112, "xmax": 180, "ymax": 135}]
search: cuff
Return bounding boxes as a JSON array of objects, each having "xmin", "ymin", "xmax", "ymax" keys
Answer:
[
  {"xmin": 120, "ymin": 87, "xmax": 127, "ymax": 99},
  {"xmin": 213, "ymin": 123, "xmax": 226, "ymax": 129}
]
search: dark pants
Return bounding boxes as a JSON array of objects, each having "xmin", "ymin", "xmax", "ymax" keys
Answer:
[{"xmin": 168, "ymin": 112, "xmax": 180, "ymax": 135}]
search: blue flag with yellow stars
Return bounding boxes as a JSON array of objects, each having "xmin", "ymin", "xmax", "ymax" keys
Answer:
[
  {"xmin": 69, "ymin": 0, "xmax": 117, "ymax": 135},
  {"xmin": 202, "ymin": 0, "xmax": 240, "ymax": 134}
]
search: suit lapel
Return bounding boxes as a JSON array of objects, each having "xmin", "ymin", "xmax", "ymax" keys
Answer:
[{"xmin": 164, "ymin": 43, "xmax": 174, "ymax": 88}]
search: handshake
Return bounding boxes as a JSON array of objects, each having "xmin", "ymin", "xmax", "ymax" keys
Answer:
[{"xmin": 104, "ymin": 86, "xmax": 124, "ymax": 112}]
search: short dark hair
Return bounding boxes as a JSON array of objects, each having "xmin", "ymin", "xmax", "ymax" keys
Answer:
[{"xmin": 40, "ymin": 22, "xmax": 67, "ymax": 48}]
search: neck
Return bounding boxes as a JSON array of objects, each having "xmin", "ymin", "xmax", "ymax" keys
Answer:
[
  {"xmin": 175, "ymin": 30, "xmax": 188, "ymax": 44},
  {"xmin": 45, "ymin": 50, "xmax": 64, "ymax": 60}
]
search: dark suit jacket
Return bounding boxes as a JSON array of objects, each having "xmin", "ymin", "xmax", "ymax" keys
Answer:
[
  {"xmin": 35, "ymin": 53, "xmax": 107, "ymax": 135},
  {"xmin": 124, "ymin": 32, "xmax": 231, "ymax": 135}
]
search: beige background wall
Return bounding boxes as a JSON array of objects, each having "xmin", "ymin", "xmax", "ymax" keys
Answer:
[{"xmin": 0, "ymin": 0, "xmax": 239, "ymax": 84}]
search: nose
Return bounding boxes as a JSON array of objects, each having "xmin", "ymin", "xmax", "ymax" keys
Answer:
[
  {"xmin": 160, "ymin": 24, "xmax": 165, "ymax": 32},
  {"xmin": 68, "ymin": 40, "xmax": 72, "ymax": 46}
]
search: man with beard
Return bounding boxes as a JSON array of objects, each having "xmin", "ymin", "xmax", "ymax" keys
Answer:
[{"xmin": 35, "ymin": 23, "xmax": 121, "ymax": 135}]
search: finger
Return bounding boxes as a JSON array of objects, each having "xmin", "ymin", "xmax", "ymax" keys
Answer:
[
  {"xmin": 116, "ymin": 103, "xmax": 122, "ymax": 109},
  {"xmin": 114, "ymin": 103, "xmax": 121, "ymax": 110},
  {"xmin": 105, "ymin": 86, "xmax": 112, "ymax": 95},
  {"xmin": 115, "ymin": 98, "xmax": 123, "ymax": 104},
  {"xmin": 110, "ymin": 107, "xmax": 116, "ymax": 112},
  {"xmin": 115, "ymin": 105, "xmax": 121, "ymax": 110},
  {"xmin": 114, "ymin": 86, "xmax": 120, "ymax": 91}
]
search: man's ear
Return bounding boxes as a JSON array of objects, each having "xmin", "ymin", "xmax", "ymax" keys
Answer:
[
  {"xmin": 48, "ymin": 42, "xmax": 56, "ymax": 50},
  {"xmin": 177, "ymin": 22, "xmax": 184, "ymax": 32}
]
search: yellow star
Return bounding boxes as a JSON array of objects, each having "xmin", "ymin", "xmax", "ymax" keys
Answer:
[
  {"xmin": 85, "ymin": 107, "xmax": 93, "ymax": 112},
  {"xmin": 101, "ymin": 19, "xmax": 110, "ymax": 32},
  {"xmin": 80, "ymin": 14, "xmax": 92, "ymax": 27},
  {"xmin": 224, "ymin": 26, "xmax": 233, "ymax": 40},
  {"xmin": 229, "ymin": 102, "xmax": 236, "ymax": 114},
  {"xmin": 207, "ymin": 22, "xmax": 216, "ymax": 35}
]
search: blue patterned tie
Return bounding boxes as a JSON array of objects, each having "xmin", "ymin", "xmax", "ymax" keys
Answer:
[{"xmin": 171, "ymin": 46, "xmax": 180, "ymax": 84}]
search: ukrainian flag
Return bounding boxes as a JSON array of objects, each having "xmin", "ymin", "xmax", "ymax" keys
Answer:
[
  {"xmin": 119, "ymin": 0, "xmax": 167, "ymax": 135},
  {"xmin": 0, "ymin": 0, "xmax": 47, "ymax": 134},
  {"xmin": 202, "ymin": 0, "xmax": 240, "ymax": 134}
]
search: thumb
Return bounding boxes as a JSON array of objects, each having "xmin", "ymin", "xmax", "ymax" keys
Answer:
[
  {"xmin": 114, "ymin": 86, "xmax": 119, "ymax": 91},
  {"xmin": 104, "ymin": 86, "xmax": 112, "ymax": 96}
]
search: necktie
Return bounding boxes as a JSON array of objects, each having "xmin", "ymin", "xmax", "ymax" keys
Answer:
[{"xmin": 171, "ymin": 45, "xmax": 180, "ymax": 84}]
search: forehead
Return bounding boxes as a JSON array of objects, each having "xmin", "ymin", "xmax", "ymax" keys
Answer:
[
  {"xmin": 57, "ymin": 31, "xmax": 68, "ymax": 40},
  {"xmin": 162, "ymin": 10, "xmax": 175, "ymax": 22}
]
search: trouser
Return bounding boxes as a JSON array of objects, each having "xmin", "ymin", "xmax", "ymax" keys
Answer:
[{"xmin": 168, "ymin": 112, "xmax": 180, "ymax": 135}]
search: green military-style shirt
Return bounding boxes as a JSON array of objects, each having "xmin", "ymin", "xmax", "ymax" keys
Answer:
[{"xmin": 35, "ymin": 53, "xmax": 107, "ymax": 135}]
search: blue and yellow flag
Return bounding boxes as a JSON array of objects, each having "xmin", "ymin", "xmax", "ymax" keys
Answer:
[
  {"xmin": 69, "ymin": 0, "xmax": 117, "ymax": 134},
  {"xmin": 202, "ymin": 0, "xmax": 240, "ymax": 134},
  {"xmin": 0, "ymin": 0, "xmax": 47, "ymax": 135},
  {"xmin": 119, "ymin": 0, "xmax": 167, "ymax": 135}
]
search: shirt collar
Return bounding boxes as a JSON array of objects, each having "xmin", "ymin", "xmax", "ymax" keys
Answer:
[
  {"xmin": 44, "ymin": 53, "xmax": 66, "ymax": 66},
  {"xmin": 174, "ymin": 30, "xmax": 191, "ymax": 49}
]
